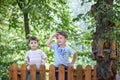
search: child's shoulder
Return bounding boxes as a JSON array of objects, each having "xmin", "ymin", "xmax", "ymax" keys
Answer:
[
  {"xmin": 65, "ymin": 44, "xmax": 70, "ymax": 48},
  {"xmin": 26, "ymin": 50, "xmax": 31, "ymax": 53},
  {"xmin": 26, "ymin": 50, "xmax": 32, "ymax": 55},
  {"xmin": 37, "ymin": 49, "xmax": 46, "ymax": 55},
  {"xmin": 65, "ymin": 45, "xmax": 73, "ymax": 50},
  {"xmin": 37, "ymin": 49, "xmax": 44, "ymax": 52},
  {"xmin": 26, "ymin": 49, "xmax": 41, "ymax": 53}
]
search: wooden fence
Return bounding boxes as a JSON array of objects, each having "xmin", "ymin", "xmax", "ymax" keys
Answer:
[{"xmin": 9, "ymin": 64, "xmax": 97, "ymax": 80}]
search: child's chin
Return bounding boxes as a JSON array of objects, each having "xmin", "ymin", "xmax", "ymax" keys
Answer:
[
  {"xmin": 58, "ymin": 43, "xmax": 62, "ymax": 45},
  {"xmin": 32, "ymin": 47, "xmax": 37, "ymax": 50}
]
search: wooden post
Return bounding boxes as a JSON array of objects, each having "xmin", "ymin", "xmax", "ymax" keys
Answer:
[
  {"xmin": 21, "ymin": 64, "xmax": 27, "ymax": 80},
  {"xmin": 85, "ymin": 65, "xmax": 92, "ymax": 80},
  {"xmin": 49, "ymin": 64, "xmax": 55, "ymax": 80},
  {"xmin": 30, "ymin": 65, "xmax": 36, "ymax": 80},
  {"xmin": 18, "ymin": 68, "xmax": 21, "ymax": 80},
  {"xmin": 92, "ymin": 65, "xmax": 97, "ymax": 80},
  {"xmin": 40, "ymin": 65, "xmax": 46, "ymax": 80},
  {"xmin": 59, "ymin": 65, "xmax": 65, "ymax": 80},
  {"xmin": 68, "ymin": 66, "xmax": 74, "ymax": 80},
  {"xmin": 12, "ymin": 64, "xmax": 19, "ymax": 80},
  {"xmin": 76, "ymin": 65, "xmax": 83, "ymax": 80}
]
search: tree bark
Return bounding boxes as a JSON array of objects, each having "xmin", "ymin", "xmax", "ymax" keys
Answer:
[
  {"xmin": 24, "ymin": 13, "xmax": 30, "ymax": 39},
  {"xmin": 91, "ymin": 0, "xmax": 118, "ymax": 80},
  {"xmin": 17, "ymin": 0, "xmax": 30, "ymax": 39}
]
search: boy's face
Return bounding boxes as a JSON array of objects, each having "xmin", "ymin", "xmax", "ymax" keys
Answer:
[
  {"xmin": 29, "ymin": 40, "xmax": 38, "ymax": 50},
  {"xmin": 56, "ymin": 34, "xmax": 67, "ymax": 45}
]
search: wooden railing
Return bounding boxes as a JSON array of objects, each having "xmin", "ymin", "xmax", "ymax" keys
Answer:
[{"xmin": 9, "ymin": 64, "xmax": 97, "ymax": 80}]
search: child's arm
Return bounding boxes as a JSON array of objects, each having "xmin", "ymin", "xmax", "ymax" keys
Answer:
[
  {"xmin": 46, "ymin": 33, "xmax": 58, "ymax": 48},
  {"xmin": 42, "ymin": 57, "xmax": 48, "ymax": 65},
  {"xmin": 25, "ymin": 55, "xmax": 30, "ymax": 65},
  {"xmin": 69, "ymin": 53, "xmax": 77, "ymax": 68}
]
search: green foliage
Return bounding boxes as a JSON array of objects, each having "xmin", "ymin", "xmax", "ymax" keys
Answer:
[
  {"xmin": 0, "ymin": 0, "xmax": 119, "ymax": 79},
  {"xmin": 0, "ymin": 26, "xmax": 27, "ymax": 79},
  {"xmin": 0, "ymin": 0, "xmax": 83, "ymax": 79}
]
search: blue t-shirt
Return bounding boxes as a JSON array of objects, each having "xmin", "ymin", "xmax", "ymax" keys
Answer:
[{"xmin": 51, "ymin": 43, "xmax": 75, "ymax": 67}]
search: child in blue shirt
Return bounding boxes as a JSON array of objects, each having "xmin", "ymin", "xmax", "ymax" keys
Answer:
[{"xmin": 46, "ymin": 31, "xmax": 77, "ymax": 80}]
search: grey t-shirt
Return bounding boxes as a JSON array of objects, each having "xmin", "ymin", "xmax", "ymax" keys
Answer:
[{"xmin": 25, "ymin": 49, "xmax": 47, "ymax": 70}]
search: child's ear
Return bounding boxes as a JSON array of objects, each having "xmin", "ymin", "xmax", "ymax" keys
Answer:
[{"xmin": 65, "ymin": 39, "xmax": 67, "ymax": 42}]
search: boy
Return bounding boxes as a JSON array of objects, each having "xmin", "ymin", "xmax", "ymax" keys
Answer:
[
  {"xmin": 25, "ymin": 36, "xmax": 48, "ymax": 80},
  {"xmin": 46, "ymin": 31, "xmax": 77, "ymax": 80}
]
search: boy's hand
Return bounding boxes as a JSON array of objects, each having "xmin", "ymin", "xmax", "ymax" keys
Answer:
[
  {"xmin": 41, "ymin": 58, "xmax": 47, "ymax": 65},
  {"xmin": 41, "ymin": 62, "xmax": 45, "ymax": 65},
  {"xmin": 27, "ymin": 62, "xmax": 32, "ymax": 65},
  {"xmin": 68, "ymin": 63, "xmax": 74, "ymax": 68},
  {"xmin": 46, "ymin": 33, "xmax": 59, "ymax": 48},
  {"xmin": 52, "ymin": 33, "xmax": 59, "ymax": 38}
]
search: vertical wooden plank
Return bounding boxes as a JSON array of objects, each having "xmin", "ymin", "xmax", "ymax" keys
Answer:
[
  {"xmin": 85, "ymin": 65, "xmax": 92, "ymax": 80},
  {"xmin": 83, "ymin": 70, "xmax": 85, "ymax": 80},
  {"xmin": 40, "ymin": 65, "xmax": 46, "ymax": 80},
  {"xmin": 59, "ymin": 65, "xmax": 65, "ymax": 80},
  {"xmin": 21, "ymin": 64, "xmax": 27, "ymax": 80},
  {"xmin": 12, "ymin": 64, "xmax": 19, "ymax": 80},
  {"xmin": 8, "ymin": 65, "xmax": 12, "ymax": 80},
  {"xmin": 49, "ymin": 64, "xmax": 55, "ymax": 80},
  {"xmin": 76, "ymin": 65, "xmax": 83, "ymax": 80},
  {"xmin": 17, "ymin": 69, "xmax": 21, "ymax": 80},
  {"xmin": 30, "ymin": 65, "xmax": 36, "ymax": 80},
  {"xmin": 92, "ymin": 65, "xmax": 97, "ymax": 80},
  {"xmin": 74, "ymin": 70, "xmax": 77, "ymax": 80},
  {"xmin": 68, "ymin": 66, "xmax": 74, "ymax": 80}
]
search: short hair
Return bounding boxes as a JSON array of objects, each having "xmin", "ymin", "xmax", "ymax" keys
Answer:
[
  {"xmin": 28, "ymin": 36, "xmax": 38, "ymax": 43},
  {"xmin": 57, "ymin": 31, "xmax": 68, "ymax": 39}
]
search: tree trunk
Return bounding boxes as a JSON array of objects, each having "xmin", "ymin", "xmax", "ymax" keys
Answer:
[
  {"xmin": 17, "ymin": 0, "xmax": 30, "ymax": 39},
  {"xmin": 24, "ymin": 13, "xmax": 30, "ymax": 39},
  {"xmin": 91, "ymin": 0, "xmax": 118, "ymax": 80}
]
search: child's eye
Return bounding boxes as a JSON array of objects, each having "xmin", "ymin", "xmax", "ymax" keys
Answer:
[
  {"xmin": 60, "ymin": 37, "xmax": 63, "ymax": 39},
  {"xmin": 31, "ymin": 42, "xmax": 33, "ymax": 44}
]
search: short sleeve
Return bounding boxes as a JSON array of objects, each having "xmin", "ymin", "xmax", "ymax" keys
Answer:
[
  {"xmin": 51, "ymin": 43, "xmax": 58, "ymax": 50},
  {"xmin": 68, "ymin": 46, "xmax": 76, "ymax": 55},
  {"xmin": 41, "ymin": 50, "xmax": 47, "ymax": 59}
]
